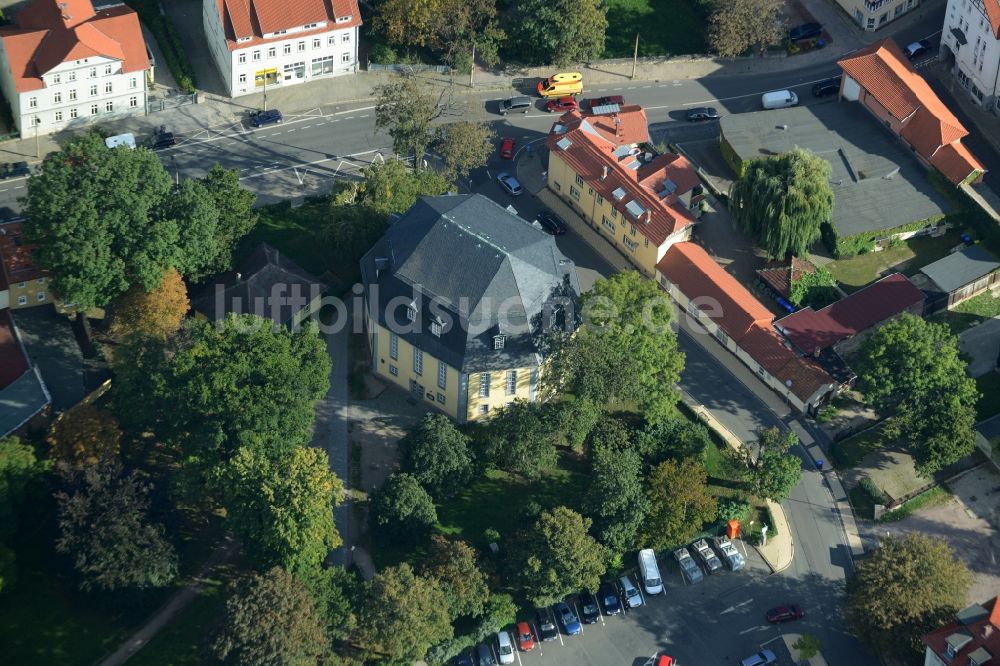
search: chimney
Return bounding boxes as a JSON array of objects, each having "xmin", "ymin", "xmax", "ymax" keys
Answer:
[
  {"xmin": 642, "ymin": 210, "xmax": 650, "ymax": 225},
  {"xmin": 600, "ymin": 165, "xmax": 609, "ymax": 181}
]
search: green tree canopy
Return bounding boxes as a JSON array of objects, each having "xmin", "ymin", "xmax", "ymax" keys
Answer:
[
  {"xmin": 351, "ymin": 159, "xmax": 451, "ymax": 218},
  {"xmin": 729, "ymin": 148, "xmax": 833, "ymax": 259},
  {"xmin": 543, "ymin": 398, "xmax": 601, "ymax": 451},
  {"xmin": 299, "ymin": 565, "xmax": 361, "ymax": 640},
  {"xmin": 55, "ymin": 458, "xmax": 178, "ymax": 592},
  {"xmin": 510, "ymin": 506, "xmax": 608, "ymax": 606},
  {"xmin": 200, "ymin": 164, "xmax": 258, "ymax": 274},
  {"xmin": 369, "ymin": 472, "xmax": 438, "ymax": 544},
  {"xmin": 213, "ymin": 566, "xmax": 330, "ymax": 666},
  {"xmin": 855, "ymin": 314, "xmax": 979, "ymax": 476},
  {"xmin": 846, "ymin": 534, "xmax": 971, "ymax": 658},
  {"xmin": 737, "ymin": 428, "xmax": 802, "ymax": 502},
  {"xmin": 584, "ymin": 419, "xmax": 648, "ymax": 556},
  {"xmin": 374, "ymin": 0, "xmax": 504, "ymax": 67},
  {"xmin": 707, "ymin": 0, "xmax": 784, "ymax": 57},
  {"xmin": 0, "ymin": 436, "xmax": 45, "ymax": 541},
  {"xmin": 544, "ymin": 271, "xmax": 684, "ymax": 424},
  {"xmin": 480, "ymin": 400, "xmax": 558, "ymax": 478},
  {"xmin": 374, "ymin": 78, "xmax": 460, "ymax": 164},
  {"xmin": 356, "ymin": 563, "xmax": 453, "ymax": 662},
  {"xmin": 214, "ymin": 446, "xmax": 343, "ymax": 575},
  {"xmin": 401, "ymin": 414, "xmax": 473, "ymax": 500},
  {"xmin": 422, "ymin": 535, "xmax": 490, "ymax": 619},
  {"xmin": 435, "ymin": 121, "xmax": 495, "ymax": 182},
  {"xmin": 644, "ymin": 458, "xmax": 717, "ymax": 550},
  {"xmin": 509, "ymin": 0, "xmax": 608, "ymax": 66},
  {"xmin": 789, "ymin": 265, "xmax": 838, "ymax": 309},
  {"xmin": 636, "ymin": 417, "xmax": 715, "ymax": 466}
]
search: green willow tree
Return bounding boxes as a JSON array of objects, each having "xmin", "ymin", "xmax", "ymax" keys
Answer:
[{"xmin": 729, "ymin": 148, "xmax": 833, "ymax": 259}]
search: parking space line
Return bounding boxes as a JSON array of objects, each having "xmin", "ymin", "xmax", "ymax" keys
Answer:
[{"xmin": 574, "ymin": 602, "xmax": 585, "ymax": 636}]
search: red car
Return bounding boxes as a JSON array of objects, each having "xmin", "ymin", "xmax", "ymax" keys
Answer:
[
  {"xmin": 767, "ymin": 604, "xmax": 805, "ymax": 623},
  {"xmin": 499, "ymin": 136, "xmax": 515, "ymax": 160},
  {"xmin": 545, "ymin": 96, "xmax": 579, "ymax": 113},
  {"xmin": 515, "ymin": 621, "xmax": 535, "ymax": 651},
  {"xmin": 656, "ymin": 655, "xmax": 674, "ymax": 666},
  {"xmin": 588, "ymin": 95, "xmax": 625, "ymax": 109}
]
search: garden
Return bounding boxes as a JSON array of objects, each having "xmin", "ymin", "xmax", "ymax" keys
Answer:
[{"xmin": 825, "ymin": 229, "xmax": 964, "ymax": 292}]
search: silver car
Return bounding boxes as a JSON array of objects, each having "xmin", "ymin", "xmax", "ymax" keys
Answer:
[
  {"xmin": 690, "ymin": 539, "xmax": 723, "ymax": 574},
  {"xmin": 673, "ymin": 547, "xmax": 704, "ymax": 583},
  {"xmin": 496, "ymin": 172, "xmax": 523, "ymax": 196}
]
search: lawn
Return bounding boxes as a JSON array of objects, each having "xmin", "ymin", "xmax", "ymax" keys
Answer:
[
  {"xmin": 237, "ymin": 199, "xmax": 328, "ymax": 277},
  {"xmin": 603, "ymin": 0, "xmax": 708, "ymax": 58},
  {"xmin": 826, "ymin": 230, "xmax": 963, "ymax": 292},
  {"xmin": 977, "ymin": 372, "xmax": 1000, "ymax": 422},
  {"xmin": 830, "ymin": 426, "xmax": 885, "ymax": 469},
  {"xmin": 880, "ymin": 486, "xmax": 952, "ymax": 523},
  {"xmin": 937, "ymin": 291, "xmax": 1000, "ymax": 334}
]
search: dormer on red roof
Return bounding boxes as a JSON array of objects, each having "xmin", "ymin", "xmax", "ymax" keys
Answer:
[
  {"xmin": 0, "ymin": 222, "xmax": 49, "ymax": 285},
  {"xmin": 213, "ymin": 0, "xmax": 362, "ymax": 51},
  {"xmin": 923, "ymin": 596, "xmax": 1000, "ymax": 665}
]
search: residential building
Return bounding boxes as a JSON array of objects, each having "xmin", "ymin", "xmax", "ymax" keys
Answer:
[
  {"xmin": 914, "ymin": 244, "xmax": 1000, "ymax": 311},
  {"xmin": 203, "ymin": 0, "xmax": 361, "ymax": 98},
  {"xmin": 656, "ymin": 241, "xmax": 836, "ymax": 413},
  {"xmin": 835, "ymin": 0, "xmax": 922, "ymax": 31},
  {"xmin": 0, "ymin": 0, "xmax": 150, "ymax": 136},
  {"xmin": 360, "ymin": 194, "xmax": 579, "ymax": 423},
  {"xmin": 838, "ymin": 39, "xmax": 986, "ymax": 185},
  {"xmin": 922, "ymin": 596, "xmax": 999, "ymax": 666},
  {"xmin": 0, "ymin": 222, "xmax": 62, "ymax": 311},
  {"xmin": 0, "ymin": 308, "xmax": 51, "ymax": 436},
  {"xmin": 775, "ymin": 273, "xmax": 925, "ymax": 357},
  {"xmin": 191, "ymin": 243, "xmax": 325, "ymax": 330},
  {"xmin": 545, "ymin": 106, "xmax": 704, "ymax": 276},
  {"xmin": 941, "ymin": 0, "xmax": 1000, "ymax": 111}
]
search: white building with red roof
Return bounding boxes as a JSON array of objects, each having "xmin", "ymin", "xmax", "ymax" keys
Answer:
[
  {"xmin": 941, "ymin": 0, "xmax": 1000, "ymax": 112},
  {"xmin": 203, "ymin": 0, "xmax": 361, "ymax": 98},
  {"xmin": 0, "ymin": 0, "xmax": 150, "ymax": 136}
]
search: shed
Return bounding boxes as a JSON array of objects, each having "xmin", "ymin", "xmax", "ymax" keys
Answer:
[{"xmin": 918, "ymin": 245, "xmax": 1000, "ymax": 312}]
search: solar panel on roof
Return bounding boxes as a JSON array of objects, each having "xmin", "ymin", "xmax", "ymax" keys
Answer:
[
  {"xmin": 624, "ymin": 159, "xmax": 640, "ymax": 170},
  {"xmin": 612, "ymin": 145, "xmax": 631, "ymax": 158},
  {"xmin": 591, "ymin": 103, "xmax": 621, "ymax": 115},
  {"xmin": 625, "ymin": 200, "xmax": 646, "ymax": 218},
  {"xmin": 556, "ymin": 137, "xmax": 572, "ymax": 151},
  {"xmin": 612, "ymin": 187, "xmax": 627, "ymax": 200}
]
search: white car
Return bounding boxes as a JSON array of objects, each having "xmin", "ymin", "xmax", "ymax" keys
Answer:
[
  {"xmin": 740, "ymin": 649, "xmax": 777, "ymax": 666},
  {"xmin": 619, "ymin": 574, "xmax": 643, "ymax": 608},
  {"xmin": 496, "ymin": 172, "xmax": 523, "ymax": 196},
  {"xmin": 496, "ymin": 630, "xmax": 515, "ymax": 664}
]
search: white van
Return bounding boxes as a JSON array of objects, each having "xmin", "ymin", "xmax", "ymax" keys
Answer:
[
  {"xmin": 104, "ymin": 133, "xmax": 136, "ymax": 150},
  {"xmin": 638, "ymin": 549, "xmax": 663, "ymax": 595},
  {"xmin": 761, "ymin": 90, "xmax": 798, "ymax": 109},
  {"xmin": 619, "ymin": 574, "xmax": 644, "ymax": 607}
]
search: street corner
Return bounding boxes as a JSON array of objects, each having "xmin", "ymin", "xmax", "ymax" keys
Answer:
[{"xmin": 513, "ymin": 140, "xmax": 550, "ymax": 196}]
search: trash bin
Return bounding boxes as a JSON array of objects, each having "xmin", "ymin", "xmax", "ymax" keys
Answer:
[{"xmin": 816, "ymin": 459, "xmax": 824, "ymax": 471}]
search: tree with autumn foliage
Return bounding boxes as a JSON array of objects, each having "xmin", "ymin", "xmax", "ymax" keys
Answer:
[
  {"xmin": 48, "ymin": 404, "xmax": 122, "ymax": 468},
  {"xmin": 111, "ymin": 267, "xmax": 189, "ymax": 340}
]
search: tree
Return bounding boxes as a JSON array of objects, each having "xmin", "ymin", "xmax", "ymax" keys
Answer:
[
  {"xmin": 729, "ymin": 149, "xmax": 833, "ymax": 259},
  {"xmin": 544, "ymin": 271, "xmax": 684, "ymax": 424},
  {"xmin": 480, "ymin": 400, "xmax": 558, "ymax": 478},
  {"xmin": 374, "ymin": 0, "xmax": 504, "ymax": 68},
  {"xmin": 215, "ymin": 446, "xmax": 343, "ymax": 575},
  {"xmin": 22, "ymin": 133, "xmax": 220, "ymax": 308},
  {"xmin": 0, "ymin": 543, "xmax": 15, "ymax": 593},
  {"xmin": 846, "ymin": 534, "xmax": 971, "ymax": 658},
  {"xmin": 299, "ymin": 565, "xmax": 361, "ymax": 640},
  {"xmin": 792, "ymin": 633, "xmax": 821, "ymax": 660},
  {"xmin": 422, "ymin": 536, "xmax": 490, "ymax": 619},
  {"xmin": 47, "ymin": 404, "xmax": 123, "ymax": 468},
  {"xmin": 509, "ymin": 0, "xmax": 608, "ymax": 66},
  {"xmin": 401, "ymin": 414, "xmax": 473, "ymax": 499},
  {"xmin": 510, "ymin": 506, "xmax": 607, "ymax": 607},
  {"xmin": 707, "ymin": 0, "xmax": 784, "ymax": 57},
  {"xmin": 542, "ymin": 398, "xmax": 601, "ymax": 451},
  {"xmin": 644, "ymin": 459, "xmax": 717, "ymax": 550},
  {"xmin": 351, "ymin": 159, "xmax": 451, "ymax": 218},
  {"xmin": 213, "ymin": 566, "xmax": 330, "ymax": 666},
  {"xmin": 200, "ymin": 164, "xmax": 258, "ymax": 273},
  {"xmin": 789, "ymin": 264, "xmax": 838, "ymax": 309},
  {"xmin": 636, "ymin": 417, "xmax": 715, "ymax": 465},
  {"xmin": 369, "ymin": 472, "xmax": 438, "ymax": 544},
  {"xmin": 356, "ymin": 563, "xmax": 453, "ymax": 662},
  {"xmin": 55, "ymin": 458, "xmax": 178, "ymax": 592},
  {"xmin": 855, "ymin": 314, "xmax": 979, "ymax": 476},
  {"xmin": 737, "ymin": 428, "xmax": 802, "ymax": 502},
  {"xmin": 374, "ymin": 78, "xmax": 461, "ymax": 163},
  {"xmin": 435, "ymin": 122, "xmax": 495, "ymax": 182},
  {"xmin": 111, "ymin": 267, "xmax": 189, "ymax": 340},
  {"xmin": 584, "ymin": 420, "xmax": 648, "ymax": 556},
  {"xmin": 0, "ymin": 436, "xmax": 45, "ymax": 540}
]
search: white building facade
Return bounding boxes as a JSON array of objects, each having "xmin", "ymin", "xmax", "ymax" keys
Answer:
[
  {"xmin": 203, "ymin": 0, "xmax": 361, "ymax": 98},
  {"xmin": 941, "ymin": 0, "xmax": 1000, "ymax": 112},
  {"xmin": 833, "ymin": 0, "xmax": 922, "ymax": 32}
]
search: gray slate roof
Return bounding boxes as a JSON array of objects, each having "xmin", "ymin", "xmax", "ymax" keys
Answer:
[
  {"xmin": 720, "ymin": 103, "xmax": 951, "ymax": 238},
  {"xmin": 361, "ymin": 195, "xmax": 579, "ymax": 373},
  {"xmin": 0, "ymin": 365, "xmax": 49, "ymax": 436},
  {"xmin": 919, "ymin": 245, "xmax": 1000, "ymax": 294}
]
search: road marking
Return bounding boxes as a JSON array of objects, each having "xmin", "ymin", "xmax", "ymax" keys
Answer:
[
  {"xmin": 333, "ymin": 104, "xmax": 375, "ymax": 115},
  {"xmin": 574, "ymin": 602, "xmax": 585, "ymax": 636},
  {"xmin": 13, "ymin": 185, "xmax": 23, "ymax": 190},
  {"xmin": 287, "ymin": 128, "xmax": 296, "ymax": 132},
  {"xmin": 679, "ymin": 74, "xmax": 845, "ymax": 107},
  {"xmin": 720, "ymin": 599, "xmax": 755, "ymax": 614},
  {"xmin": 359, "ymin": 114, "xmax": 370, "ymax": 118},
  {"xmin": 302, "ymin": 125, "xmax": 312, "ymax": 129},
  {"xmin": 237, "ymin": 147, "xmax": 395, "ymax": 181},
  {"xmin": 739, "ymin": 625, "xmax": 763, "ymax": 635}
]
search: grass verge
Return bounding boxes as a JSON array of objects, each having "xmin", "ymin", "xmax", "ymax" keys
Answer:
[
  {"xmin": 603, "ymin": 0, "xmax": 708, "ymax": 57},
  {"xmin": 830, "ymin": 426, "xmax": 885, "ymax": 469},
  {"xmin": 937, "ymin": 291, "xmax": 1000, "ymax": 334},
  {"xmin": 879, "ymin": 486, "xmax": 951, "ymax": 523},
  {"xmin": 827, "ymin": 231, "xmax": 963, "ymax": 292},
  {"xmin": 848, "ymin": 483, "xmax": 875, "ymax": 521}
]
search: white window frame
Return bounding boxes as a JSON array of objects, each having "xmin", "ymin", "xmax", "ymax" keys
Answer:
[
  {"xmin": 17, "ymin": 295, "xmax": 27, "ymax": 306},
  {"xmin": 505, "ymin": 370, "xmax": 517, "ymax": 395},
  {"xmin": 389, "ymin": 332, "xmax": 398, "ymax": 360},
  {"xmin": 438, "ymin": 361, "xmax": 447, "ymax": 389},
  {"xmin": 479, "ymin": 373, "xmax": 490, "ymax": 397},
  {"xmin": 239, "ymin": 53, "xmax": 247, "ymax": 63},
  {"xmin": 54, "ymin": 110, "xmax": 63, "ymax": 122},
  {"xmin": 413, "ymin": 348, "xmax": 423, "ymax": 375}
]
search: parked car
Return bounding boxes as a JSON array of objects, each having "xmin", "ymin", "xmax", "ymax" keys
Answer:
[
  {"xmin": 249, "ymin": 108, "xmax": 283, "ymax": 127},
  {"xmin": 761, "ymin": 90, "xmax": 798, "ymax": 109},
  {"xmin": 535, "ymin": 211, "xmax": 566, "ymax": 235},
  {"xmin": 554, "ymin": 601, "xmax": 582, "ymax": 635},
  {"xmin": 812, "ymin": 76, "xmax": 842, "ymax": 97},
  {"xmin": 767, "ymin": 604, "xmax": 805, "ymax": 623},
  {"xmin": 477, "ymin": 642, "xmax": 497, "ymax": 666},
  {"xmin": 514, "ymin": 621, "xmax": 535, "ymax": 651},
  {"xmin": 535, "ymin": 608, "xmax": 558, "ymax": 641},
  {"xmin": 499, "ymin": 137, "xmax": 516, "ymax": 160},
  {"xmin": 452, "ymin": 651, "xmax": 475, "ymax": 666},
  {"xmin": 673, "ymin": 547, "xmax": 704, "ymax": 584},
  {"xmin": 656, "ymin": 656, "xmax": 675, "ymax": 666},
  {"xmin": 9, "ymin": 162, "xmax": 31, "ymax": 178},
  {"xmin": 499, "ymin": 95, "xmax": 532, "ymax": 115},
  {"xmin": 712, "ymin": 536, "xmax": 746, "ymax": 571},
  {"xmin": 496, "ymin": 630, "xmax": 515, "ymax": 664},
  {"xmin": 0, "ymin": 163, "xmax": 10, "ymax": 179},
  {"xmin": 619, "ymin": 574, "xmax": 643, "ymax": 608},
  {"xmin": 788, "ymin": 22, "xmax": 822, "ymax": 41},
  {"xmin": 149, "ymin": 126, "xmax": 177, "ymax": 150},
  {"xmin": 638, "ymin": 548, "xmax": 663, "ymax": 595},
  {"xmin": 587, "ymin": 95, "xmax": 625, "ymax": 109},
  {"xmin": 690, "ymin": 539, "xmax": 723, "ymax": 574},
  {"xmin": 545, "ymin": 96, "xmax": 578, "ymax": 113},
  {"xmin": 740, "ymin": 649, "xmax": 777, "ymax": 666},
  {"xmin": 685, "ymin": 106, "xmax": 720, "ymax": 121},
  {"xmin": 905, "ymin": 39, "xmax": 933, "ymax": 59},
  {"xmin": 579, "ymin": 590, "xmax": 600, "ymax": 624},
  {"xmin": 496, "ymin": 172, "xmax": 523, "ymax": 196},
  {"xmin": 598, "ymin": 581, "xmax": 622, "ymax": 615}
]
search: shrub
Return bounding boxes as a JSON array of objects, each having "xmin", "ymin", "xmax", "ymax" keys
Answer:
[
  {"xmin": 764, "ymin": 505, "xmax": 779, "ymax": 537},
  {"xmin": 860, "ymin": 476, "xmax": 891, "ymax": 506},
  {"xmin": 125, "ymin": 0, "xmax": 197, "ymax": 93},
  {"xmin": 425, "ymin": 635, "xmax": 475, "ymax": 665},
  {"xmin": 717, "ymin": 496, "xmax": 751, "ymax": 524},
  {"xmin": 369, "ymin": 42, "xmax": 397, "ymax": 65}
]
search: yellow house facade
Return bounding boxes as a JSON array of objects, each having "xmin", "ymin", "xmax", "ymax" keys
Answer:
[{"xmin": 0, "ymin": 222, "xmax": 60, "ymax": 310}]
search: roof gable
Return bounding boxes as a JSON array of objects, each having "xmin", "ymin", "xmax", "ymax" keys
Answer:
[{"xmin": 214, "ymin": 0, "xmax": 362, "ymax": 48}]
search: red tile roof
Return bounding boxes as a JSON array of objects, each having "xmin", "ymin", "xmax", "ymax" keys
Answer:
[
  {"xmin": 837, "ymin": 39, "xmax": 983, "ymax": 184},
  {"xmin": 214, "ymin": 0, "xmax": 362, "ymax": 50},
  {"xmin": 931, "ymin": 141, "xmax": 985, "ymax": 185},
  {"xmin": 986, "ymin": 0, "xmax": 1000, "ymax": 39},
  {"xmin": 923, "ymin": 597, "xmax": 1000, "ymax": 663},
  {"xmin": 0, "ymin": 222, "xmax": 49, "ymax": 284},
  {"xmin": 0, "ymin": 0, "xmax": 149, "ymax": 94},
  {"xmin": 0, "ymin": 309, "xmax": 29, "ymax": 390},
  {"xmin": 547, "ymin": 108, "xmax": 698, "ymax": 246},
  {"xmin": 757, "ymin": 257, "xmax": 817, "ymax": 299},
  {"xmin": 775, "ymin": 273, "xmax": 924, "ymax": 355}
]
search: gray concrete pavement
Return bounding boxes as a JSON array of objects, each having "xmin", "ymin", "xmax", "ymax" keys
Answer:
[{"xmin": 959, "ymin": 317, "xmax": 1000, "ymax": 379}]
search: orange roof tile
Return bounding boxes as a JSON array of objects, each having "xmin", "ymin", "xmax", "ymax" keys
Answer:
[
  {"xmin": 252, "ymin": 0, "xmax": 328, "ymax": 36},
  {"xmin": 16, "ymin": 0, "xmax": 95, "ymax": 30},
  {"xmin": 0, "ymin": 222, "xmax": 49, "ymax": 284},
  {"xmin": 0, "ymin": 309, "xmax": 30, "ymax": 390},
  {"xmin": 986, "ymin": 0, "xmax": 1000, "ymax": 39},
  {"xmin": 931, "ymin": 141, "xmax": 985, "ymax": 185},
  {"xmin": 214, "ymin": 0, "xmax": 362, "ymax": 50}
]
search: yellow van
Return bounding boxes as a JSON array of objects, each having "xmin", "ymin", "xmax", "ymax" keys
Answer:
[{"xmin": 537, "ymin": 72, "xmax": 583, "ymax": 98}]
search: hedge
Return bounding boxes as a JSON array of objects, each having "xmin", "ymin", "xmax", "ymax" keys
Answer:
[
  {"xmin": 125, "ymin": 0, "xmax": 197, "ymax": 93},
  {"xmin": 859, "ymin": 476, "xmax": 891, "ymax": 506},
  {"xmin": 830, "ymin": 216, "xmax": 944, "ymax": 258}
]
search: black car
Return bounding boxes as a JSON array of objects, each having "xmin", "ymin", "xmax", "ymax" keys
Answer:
[
  {"xmin": 579, "ymin": 590, "xmax": 600, "ymax": 624},
  {"xmin": 789, "ymin": 22, "xmax": 822, "ymax": 41},
  {"xmin": 535, "ymin": 210, "xmax": 566, "ymax": 235},
  {"xmin": 149, "ymin": 131, "xmax": 176, "ymax": 150},
  {"xmin": 476, "ymin": 643, "xmax": 496, "ymax": 666},
  {"xmin": 536, "ymin": 608, "xmax": 559, "ymax": 641},
  {"xmin": 686, "ymin": 106, "xmax": 720, "ymax": 122},
  {"xmin": 812, "ymin": 76, "xmax": 841, "ymax": 97},
  {"xmin": 598, "ymin": 581, "xmax": 622, "ymax": 615},
  {"xmin": 452, "ymin": 651, "xmax": 475, "ymax": 666},
  {"xmin": 249, "ymin": 108, "xmax": 283, "ymax": 127},
  {"xmin": 9, "ymin": 162, "xmax": 31, "ymax": 178},
  {"xmin": 905, "ymin": 39, "xmax": 933, "ymax": 60}
]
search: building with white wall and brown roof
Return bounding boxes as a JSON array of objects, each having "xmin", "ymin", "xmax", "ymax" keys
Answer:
[
  {"xmin": 941, "ymin": 0, "xmax": 1000, "ymax": 112},
  {"xmin": 0, "ymin": 221, "xmax": 66, "ymax": 312},
  {"xmin": 545, "ymin": 105, "xmax": 705, "ymax": 276},
  {"xmin": 0, "ymin": 0, "xmax": 150, "ymax": 136},
  {"xmin": 203, "ymin": 0, "xmax": 361, "ymax": 98}
]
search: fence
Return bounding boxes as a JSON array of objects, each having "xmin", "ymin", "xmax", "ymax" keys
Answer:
[
  {"xmin": 147, "ymin": 92, "xmax": 197, "ymax": 113},
  {"xmin": 366, "ymin": 62, "xmax": 451, "ymax": 75}
]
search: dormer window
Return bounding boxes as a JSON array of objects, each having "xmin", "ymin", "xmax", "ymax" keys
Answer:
[
  {"xmin": 237, "ymin": 36, "xmax": 252, "ymax": 43},
  {"xmin": 494, "ymin": 335, "xmax": 506, "ymax": 350},
  {"xmin": 406, "ymin": 301, "xmax": 418, "ymax": 322},
  {"xmin": 336, "ymin": 15, "xmax": 351, "ymax": 22},
  {"xmin": 430, "ymin": 318, "xmax": 443, "ymax": 337}
]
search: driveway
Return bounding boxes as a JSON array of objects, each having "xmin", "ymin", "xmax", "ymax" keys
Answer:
[{"xmin": 960, "ymin": 317, "xmax": 1000, "ymax": 378}]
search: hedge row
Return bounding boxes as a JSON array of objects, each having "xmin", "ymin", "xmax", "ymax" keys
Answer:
[
  {"xmin": 823, "ymin": 215, "xmax": 943, "ymax": 258},
  {"xmin": 125, "ymin": 0, "xmax": 197, "ymax": 93},
  {"xmin": 859, "ymin": 476, "xmax": 891, "ymax": 506}
]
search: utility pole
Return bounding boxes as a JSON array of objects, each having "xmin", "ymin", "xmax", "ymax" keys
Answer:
[
  {"xmin": 631, "ymin": 33, "xmax": 640, "ymax": 80},
  {"xmin": 470, "ymin": 42, "xmax": 476, "ymax": 88},
  {"xmin": 262, "ymin": 73, "xmax": 267, "ymax": 112},
  {"xmin": 34, "ymin": 119, "xmax": 39, "ymax": 158}
]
